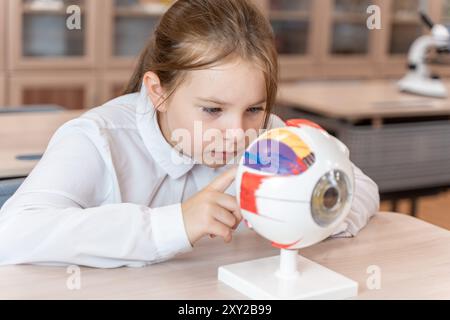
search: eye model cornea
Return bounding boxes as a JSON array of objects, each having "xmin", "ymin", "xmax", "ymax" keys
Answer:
[{"xmin": 310, "ymin": 170, "xmax": 351, "ymax": 228}]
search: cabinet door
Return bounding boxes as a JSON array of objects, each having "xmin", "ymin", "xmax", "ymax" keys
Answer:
[
  {"xmin": 269, "ymin": 0, "xmax": 313, "ymax": 56},
  {"xmin": 330, "ymin": 0, "xmax": 372, "ymax": 56},
  {"xmin": 99, "ymin": 70, "xmax": 133, "ymax": 104},
  {"xmin": 319, "ymin": 0, "xmax": 378, "ymax": 78},
  {"xmin": 0, "ymin": 74, "xmax": 5, "ymax": 107},
  {"xmin": 9, "ymin": 72, "xmax": 97, "ymax": 110},
  {"xmin": 440, "ymin": 0, "xmax": 450, "ymax": 28},
  {"xmin": 430, "ymin": 0, "xmax": 450, "ymax": 75},
  {"xmin": 266, "ymin": 0, "xmax": 321, "ymax": 79},
  {"xmin": 388, "ymin": 0, "xmax": 425, "ymax": 55},
  {"xmin": 0, "ymin": 0, "xmax": 6, "ymax": 71},
  {"xmin": 379, "ymin": 0, "xmax": 436, "ymax": 77},
  {"xmin": 103, "ymin": 0, "xmax": 173, "ymax": 68},
  {"xmin": 8, "ymin": 0, "xmax": 97, "ymax": 69}
]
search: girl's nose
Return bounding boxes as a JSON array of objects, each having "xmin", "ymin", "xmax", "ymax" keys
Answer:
[
  {"xmin": 224, "ymin": 118, "xmax": 246, "ymax": 150},
  {"xmin": 227, "ymin": 116, "xmax": 244, "ymax": 132}
]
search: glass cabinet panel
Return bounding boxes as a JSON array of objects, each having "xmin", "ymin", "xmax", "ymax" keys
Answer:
[
  {"xmin": 22, "ymin": 87, "xmax": 85, "ymax": 110},
  {"xmin": 113, "ymin": 0, "xmax": 173, "ymax": 57},
  {"xmin": 269, "ymin": 0, "xmax": 311, "ymax": 55},
  {"xmin": 269, "ymin": 0, "xmax": 311, "ymax": 11},
  {"xmin": 443, "ymin": 0, "xmax": 450, "ymax": 24},
  {"xmin": 9, "ymin": 73, "xmax": 96, "ymax": 110},
  {"xmin": 333, "ymin": 0, "xmax": 370, "ymax": 13},
  {"xmin": 389, "ymin": 0, "xmax": 425, "ymax": 54},
  {"xmin": 100, "ymin": 71, "xmax": 132, "ymax": 103},
  {"xmin": 0, "ymin": 76, "xmax": 5, "ymax": 107},
  {"xmin": 331, "ymin": 0, "xmax": 370, "ymax": 55},
  {"xmin": 21, "ymin": 0, "xmax": 86, "ymax": 57},
  {"xmin": 429, "ymin": 0, "xmax": 450, "ymax": 65},
  {"xmin": 0, "ymin": 1, "xmax": 4, "ymax": 71}
]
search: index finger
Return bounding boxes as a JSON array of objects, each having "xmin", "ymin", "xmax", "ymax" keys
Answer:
[{"xmin": 206, "ymin": 166, "xmax": 238, "ymax": 192}]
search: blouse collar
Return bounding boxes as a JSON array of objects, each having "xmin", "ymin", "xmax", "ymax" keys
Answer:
[{"xmin": 135, "ymin": 83, "xmax": 195, "ymax": 179}]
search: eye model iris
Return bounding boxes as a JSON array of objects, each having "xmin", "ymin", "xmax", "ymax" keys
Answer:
[
  {"xmin": 311, "ymin": 170, "xmax": 350, "ymax": 228},
  {"xmin": 323, "ymin": 187, "xmax": 339, "ymax": 210}
]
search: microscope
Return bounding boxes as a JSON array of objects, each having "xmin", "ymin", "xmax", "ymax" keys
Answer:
[{"xmin": 398, "ymin": 12, "xmax": 450, "ymax": 99}]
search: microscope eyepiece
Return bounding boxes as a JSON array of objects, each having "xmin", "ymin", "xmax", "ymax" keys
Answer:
[{"xmin": 420, "ymin": 11, "xmax": 434, "ymax": 30}]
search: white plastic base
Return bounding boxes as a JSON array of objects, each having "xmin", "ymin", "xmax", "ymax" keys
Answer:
[
  {"xmin": 398, "ymin": 73, "xmax": 448, "ymax": 99},
  {"xmin": 218, "ymin": 254, "xmax": 358, "ymax": 300}
]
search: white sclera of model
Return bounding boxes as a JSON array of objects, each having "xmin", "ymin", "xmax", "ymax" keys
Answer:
[{"xmin": 218, "ymin": 122, "xmax": 359, "ymax": 300}]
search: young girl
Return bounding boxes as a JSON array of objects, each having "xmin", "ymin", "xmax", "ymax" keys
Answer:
[{"xmin": 0, "ymin": 0, "xmax": 379, "ymax": 268}]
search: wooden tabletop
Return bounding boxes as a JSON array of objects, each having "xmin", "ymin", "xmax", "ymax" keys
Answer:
[
  {"xmin": 0, "ymin": 110, "xmax": 83, "ymax": 179},
  {"xmin": 0, "ymin": 212, "xmax": 449, "ymax": 300},
  {"xmin": 278, "ymin": 80, "xmax": 450, "ymax": 122}
]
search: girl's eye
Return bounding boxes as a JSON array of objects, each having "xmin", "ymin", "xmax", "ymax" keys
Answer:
[
  {"xmin": 247, "ymin": 106, "xmax": 265, "ymax": 114},
  {"xmin": 202, "ymin": 107, "xmax": 223, "ymax": 116}
]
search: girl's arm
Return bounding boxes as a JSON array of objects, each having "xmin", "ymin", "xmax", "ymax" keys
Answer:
[
  {"xmin": 0, "ymin": 124, "xmax": 192, "ymax": 268},
  {"xmin": 330, "ymin": 163, "xmax": 380, "ymax": 238}
]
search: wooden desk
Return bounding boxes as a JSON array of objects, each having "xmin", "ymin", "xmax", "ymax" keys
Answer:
[
  {"xmin": 0, "ymin": 111, "xmax": 83, "ymax": 179},
  {"xmin": 0, "ymin": 213, "xmax": 449, "ymax": 300},
  {"xmin": 277, "ymin": 80, "xmax": 450, "ymax": 213},
  {"xmin": 278, "ymin": 80, "xmax": 450, "ymax": 124}
]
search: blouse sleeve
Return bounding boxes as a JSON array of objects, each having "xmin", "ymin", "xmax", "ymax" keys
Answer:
[{"xmin": 0, "ymin": 121, "xmax": 192, "ymax": 268}]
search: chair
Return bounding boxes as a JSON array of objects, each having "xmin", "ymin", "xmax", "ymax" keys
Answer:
[
  {"xmin": 0, "ymin": 178, "xmax": 26, "ymax": 209},
  {"xmin": 0, "ymin": 105, "xmax": 64, "ymax": 114}
]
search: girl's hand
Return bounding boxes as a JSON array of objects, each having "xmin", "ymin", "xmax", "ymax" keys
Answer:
[{"xmin": 181, "ymin": 167, "xmax": 242, "ymax": 246}]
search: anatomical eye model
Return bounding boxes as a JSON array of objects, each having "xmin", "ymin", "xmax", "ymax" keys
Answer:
[{"xmin": 218, "ymin": 119, "xmax": 359, "ymax": 300}]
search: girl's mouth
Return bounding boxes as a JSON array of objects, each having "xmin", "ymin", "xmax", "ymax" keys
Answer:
[
  {"xmin": 211, "ymin": 151, "xmax": 234, "ymax": 158},
  {"xmin": 210, "ymin": 150, "xmax": 241, "ymax": 163},
  {"xmin": 206, "ymin": 148, "xmax": 245, "ymax": 165}
]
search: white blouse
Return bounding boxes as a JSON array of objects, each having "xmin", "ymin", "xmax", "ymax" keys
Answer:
[{"xmin": 0, "ymin": 85, "xmax": 380, "ymax": 268}]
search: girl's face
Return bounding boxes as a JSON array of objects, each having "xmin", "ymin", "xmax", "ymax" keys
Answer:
[{"xmin": 145, "ymin": 59, "xmax": 267, "ymax": 168}]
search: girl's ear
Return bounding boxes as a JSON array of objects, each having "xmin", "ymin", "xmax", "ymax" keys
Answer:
[{"xmin": 143, "ymin": 71, "xmax": 168, "ymax": 112}]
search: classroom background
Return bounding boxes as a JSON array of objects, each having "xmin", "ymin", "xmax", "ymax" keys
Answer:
[{"xmin": 1, "ymin": 0, "xmax": 450, "ymax": 231}]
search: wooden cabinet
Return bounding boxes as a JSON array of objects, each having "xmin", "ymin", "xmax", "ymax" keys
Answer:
[
  {"xmin": 258, "ymin": 0, "xmax": 384, "ymax": 79},
  {"xmin": 0, "ymin": 1, "xmax": 5, "ymax": 107},
  {"xmin": 318, "ymin": 0, "xmax": 380, "ymax": 79},
  {"xmin": 102, "ymin": 0, "xmax": 173, "ymax": 69},
  {"xmin": 9, "ymin": 72, "xmax": 96, "ymax": 109},
  {"xmin": 1, "ymin": 0, "xmax": 450, "ymax": 110},
  {"xmin": 7, "ymin": 0, "xmax": 97, "ymax": 70},
  {"xmin": 99, "ymin": 70, "xmax": 133, "ymax": 104},
  {"xmin": 0, "ymin": 75, "xmax": 5, "ymax": 106},
  {"xmin": 0, "ymin": 0, "xmax": 6, "ymax": 72},
  {"xmin": 259, "ymin": 0, "xmax": 448, "ymax": 80},
  {"xmin": 431, "ymin": 0, "xmax": 450, "ymax": 74},
  {"xmin": 442, "ymin": 0, "xmax": 450, "ymax": 23},
  {"xmin": 379, "ymin": 0, "xmax": 450, "ymax": 77},
  {"xmin": 256, "ymin": 0, "xmax": 322, "ymax": 79},
  {"xmin": 269, "ymin": 0, "xmax": 312, "ymax": 55},
  {"xmin": 377, "ymin": 0, "xmax": 429, "ymax": 77},
  {"xmin": 330, "ymin": 0, "xmax": 372, "ymax": 55},
  {"xmin": 388, "ymin": 0, "xmax": 424, "ymax": 55}
]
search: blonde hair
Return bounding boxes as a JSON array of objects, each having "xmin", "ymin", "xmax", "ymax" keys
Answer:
[{"xmin": 124, "ymin": 0, "xmax": 279, "ymax": 126}]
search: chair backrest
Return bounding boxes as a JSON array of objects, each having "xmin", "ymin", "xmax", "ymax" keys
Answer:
[
  {"xmin": 0, "ymin": 105, "xmax": 64, "ymax": 114},
  {"xmin": 0, "ymin": 178, "xmax": 26, "ymax": 209}
]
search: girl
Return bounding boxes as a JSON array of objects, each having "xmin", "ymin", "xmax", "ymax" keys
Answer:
[{"xmin": 0, "ymin": 0, "xmax": 379, "ymax": 268}]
